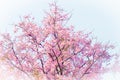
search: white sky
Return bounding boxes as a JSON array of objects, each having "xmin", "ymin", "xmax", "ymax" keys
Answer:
[{"xmin": 0, "ymin": 0, "xmax": 120, "ymax": 80}]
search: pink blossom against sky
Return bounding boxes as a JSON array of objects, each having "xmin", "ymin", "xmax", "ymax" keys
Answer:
[{"xmin": 0, "ymin": 0, "xmax": 120, "ymax": 80}]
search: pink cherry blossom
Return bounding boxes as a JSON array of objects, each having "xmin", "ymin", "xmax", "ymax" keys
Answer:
[{"xmin": 0, "ymin": 2, "xmax": 115, "ymax": 80}]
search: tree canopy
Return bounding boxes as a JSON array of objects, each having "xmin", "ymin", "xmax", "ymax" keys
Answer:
[{"xmin": 0, "ymin": 2, "xmax": 114, "ymax": 80}]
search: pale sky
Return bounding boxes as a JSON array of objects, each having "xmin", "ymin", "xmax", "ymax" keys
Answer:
[{"xmin": 0, "ymin": 0, "xmax": 120, "ymax": 80}]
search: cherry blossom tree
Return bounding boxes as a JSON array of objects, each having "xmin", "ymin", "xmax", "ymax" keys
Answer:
[{"xmin": 0, "ymin": 2, "xmax": 114, "ymax": 80}]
